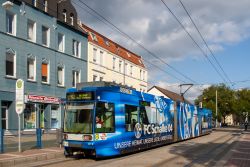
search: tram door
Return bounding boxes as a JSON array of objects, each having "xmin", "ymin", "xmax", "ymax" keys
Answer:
[{"xmin": 1, "ymin": 106, "xmax": 8, "ymax": 130}]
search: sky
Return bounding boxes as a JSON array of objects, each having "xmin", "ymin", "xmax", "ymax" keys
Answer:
[{"xmin": 72, "ymin": 0, "xmax": 250, "ymax": 102}]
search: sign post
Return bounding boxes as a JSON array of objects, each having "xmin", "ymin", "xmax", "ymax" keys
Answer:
[{"xmin": 16, "ymin": 79, "xmax": 24, "ymax": 152}]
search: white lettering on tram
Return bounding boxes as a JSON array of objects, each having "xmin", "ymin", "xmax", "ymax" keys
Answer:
[{"xmin": 143, "ymin": 123, "xmax": 173, "ymax": 136}]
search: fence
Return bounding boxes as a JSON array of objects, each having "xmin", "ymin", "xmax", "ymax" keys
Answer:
[{"xmin": 0, "ymin": 128, "xmax": 63, "ymax": 153}]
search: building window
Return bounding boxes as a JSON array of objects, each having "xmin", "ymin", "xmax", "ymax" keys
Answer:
[
  {"xmin": 43, "ymin": 0, "xmax": 48, "ymax": 12},
  {"xmin": 100, "ymin": 77, "xmax": 103, "ymax": 81},
  {"xmin": 57, "ymin": 66, "xmax": 64, "ymax": 86},
  {"xmin": 130, "ymin": 65, "xmax": 133, "ymax": 76},
  {"xmin": 93, "ymin": 75, "xmax": 97, "ymax": 81},
  {"xmin": 119, "ymin": 60, "xmax": 122, "ymax": 73},
  {"xmin": 143, "ymin": 71, "xmax": 145, "ymax": 81},
  {"xmin": 51, "ymin": 105, "xmax": 59, "ymax": 129},
  {"xmin": 93, "ymin": 48, "xmax": 97, "ymax": 63},
  {"xmin": 41, "ymin": 62, "xmax": 49, "ymax": 83},
  {"xmin": 72, "ymin": 40, "xmax": 80, "ymax": 57},
  {"xmin": 6, "ymin": 11, "xmax": 15, "ymax": 35},
  {"xmin": 32, "ymin": 0, "xmax": 37, "ymax": 7},
  {"xmin": 27, "ymin": 19, "xmax": 36, "ymax": 42},
  {"xmin": 62, "ymin": 9, "xmax": 67, "ymax": 22},
  {"xmin": 58, "ymin": 33, "xmax": 64, "ymax": 52},
  {"xmin": 140, "ymin": 69, "xmax": 142, "ymax": 80},
  {"xmin": 112, "ymin": 57, "xmax": 116, "ymax": 70},
  {"xmin": 6, "ymin": 51, "xmax": 15, "ymax": 77},
  {"xmin": 125, "ymin": 63, "xmax": 128, "ymax": 75},
  {"xmin": 72, "ymin": 70, "xmax": 80, "ymax": 87},
  {"xmin": 27, "ymin": 57, "xmax": 36, "ymax": 81},
  {"xmin": 100, "ymin": 51, "xmax": 103, "ymax": 66},
  {"xmin": 24, "ymin": 104, "xmax": 36, "ymax": 129},
  {"xmin": 42, "ymin": 26, "xmax": 49, "ymax": 46},
  {"xmin": 70, "ymin": 13, "xmax": 74, "ymax": 26}
]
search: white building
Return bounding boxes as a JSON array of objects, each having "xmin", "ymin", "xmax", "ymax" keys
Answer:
[{"xmin": 80, "ymin": 24, "xmax": 148, "ymax": 92}]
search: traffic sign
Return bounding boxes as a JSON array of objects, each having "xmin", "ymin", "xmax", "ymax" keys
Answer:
[{"xmin": 16, "ymin": 79, "xmax": 24, "ymax": 114}]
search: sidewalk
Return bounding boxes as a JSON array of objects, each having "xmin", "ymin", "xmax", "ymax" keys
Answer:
[
  {"xmin": 0, "ymin": 147, "xmax": 64, "ymax": 167},
  {"xmin": 221, "ymin": 129, "xmax": 250, "ymax": 167}
]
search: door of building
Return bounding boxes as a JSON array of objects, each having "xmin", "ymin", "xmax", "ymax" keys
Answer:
[
  {"xmin": 38, "ymin": 104, "xmax": 47, "ymax": 129},
  {"xmin": 1, "ymin": 106, "xmax": 8, "ymax": 130}
]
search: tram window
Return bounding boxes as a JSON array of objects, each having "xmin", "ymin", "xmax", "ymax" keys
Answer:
[
  {"xmin": 95, "ymin": 102, "xmax": 115, "ymax": 133},
  {"xmin": 139, "ymin": 107, "xmax": 149, "ymax": 125},
  {"xmin": 125, "ymin": 105, "xmax": 138, "ymax": 131},
  {"xmin": 145, "ymin": 106, "xmax": 157, "ymax": 124}
]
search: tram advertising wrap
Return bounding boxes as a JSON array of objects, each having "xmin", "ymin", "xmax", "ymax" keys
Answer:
[{"xmin": 63, "ymin": 83, "xmax": 212, "ymax": 158}]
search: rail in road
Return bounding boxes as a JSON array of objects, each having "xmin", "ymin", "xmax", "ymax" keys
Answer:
[{"xmin": 18, "ymin": 128, "xmax": 243, "ymax": 167}]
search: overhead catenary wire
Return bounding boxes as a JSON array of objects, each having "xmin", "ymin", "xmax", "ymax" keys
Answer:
[
  {"xmin": 160, "ymin": 0, "xmax": 228, "ymax": 84},
  {"xmin": 76, "ymin": 0, "xmax": 198, "ymax": 84},
  {"xmin": 178, "ymin": 0, "xmax": 233, "ymax": 87}
]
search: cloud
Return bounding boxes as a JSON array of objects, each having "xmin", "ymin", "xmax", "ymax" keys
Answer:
[{"xmin": 73, "ymin": 0, "xmax": 250, "ymax": 96}]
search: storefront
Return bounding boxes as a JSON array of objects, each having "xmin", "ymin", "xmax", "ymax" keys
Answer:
[{"xmin": 24, "ymin": 95, "xmax": 62, "ymax": 130}]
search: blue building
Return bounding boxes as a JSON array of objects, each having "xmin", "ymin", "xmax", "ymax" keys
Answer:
[{"xmin": 0, "ymin": 0, "xmax": 88, "ymax": 131}]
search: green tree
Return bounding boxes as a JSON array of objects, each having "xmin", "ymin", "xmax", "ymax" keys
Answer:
[
  {"xmin": 195, "ymin": 84, "xmax": 235, "ymax": 123},
  {"xmin": 233, "ymin": 89, "xmax": 250, "ymax": 123}
]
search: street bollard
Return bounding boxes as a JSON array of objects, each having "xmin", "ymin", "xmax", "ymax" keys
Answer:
[
  {"xmin": 36, "ymin": 128, "xmax": 42, "ymax": 148},
  {"xmin": 0, "ymin": 129, "xmax": 4, "ymax": 153}
]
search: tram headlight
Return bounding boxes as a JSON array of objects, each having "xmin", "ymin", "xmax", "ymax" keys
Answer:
[{"xmin": 83, "ymin": 135, "xmax": 92, "ymax": 141}]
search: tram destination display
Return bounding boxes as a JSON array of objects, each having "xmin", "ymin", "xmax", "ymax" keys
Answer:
[{"xmin": 66, "ymin": 92, "xmax": 94, "ymax": 101}]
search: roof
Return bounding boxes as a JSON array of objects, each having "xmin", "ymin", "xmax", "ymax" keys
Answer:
[
  {"xmin": 80, "ymin": 24, "xmax": 145, "ymax": 68},
  {"xmin": 148, "ymin": 86, "xmax": 192, "ymax": 104}
]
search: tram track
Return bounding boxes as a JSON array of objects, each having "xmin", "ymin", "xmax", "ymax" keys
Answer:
[
  {"xmin": 153, "ymin": 131, "xmax": 241, "ymax": 167},
  {"xmin": 23, "ymin": 130, "xmax": 241, "ymax": 167}
]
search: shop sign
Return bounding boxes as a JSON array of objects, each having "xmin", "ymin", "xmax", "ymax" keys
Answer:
[
  {"xmin": 26, "ymin": 95, "xmax": 60, "ymax": 104},
  {"xmin": 16, "ymin": 79, "xmax": 24, "ymax": 114}
]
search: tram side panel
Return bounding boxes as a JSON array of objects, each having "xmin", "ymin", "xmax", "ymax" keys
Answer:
[
  {"xmin": 112, "ymin": 93, "xmax": 175, "ymax": 155},
  {"xmin": 176, "ymin": 102, "xmax": 202, "ymax": 141},
  {"xmin": 200, "ymin": 108, "xmax": 213, "ymax": 135}
]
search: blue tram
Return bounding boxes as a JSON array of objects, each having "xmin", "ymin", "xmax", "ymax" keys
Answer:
[{"xmin": 63, "ymin": 82, "xmax": 212, "ymax": 158}]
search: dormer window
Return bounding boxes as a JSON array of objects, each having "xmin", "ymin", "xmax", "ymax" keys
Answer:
[
  {"xmin": 32, "ymin": 0, "xmax": 37, "ymax": 7},
  {"xmin": 90, "ymin": 32, "xmax": 98, "ymax": 42},
  {"xmin": 63, "ymin": 9, "xmax": 67, "ymax": 22},
  {"xmin": 127, "ymin": 52, "xmax": 131, "ymax": 57},
  {"xmin": 70, "ymin": 13, "xmax": 74, "ymax": 26},
  {"xmin": 104, "ymin": 38, "xmax": 110, "ymax": 46},
  {"xmin": 43, "ymin": 0, "xmax": 48, "ymax": 12},
  {"xmin": 117, "ymin": 47, "xmax": 120, "ymax": 54}
]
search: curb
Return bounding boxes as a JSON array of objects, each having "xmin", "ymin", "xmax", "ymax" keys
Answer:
[{"xmin": 0, "ymin": 151, "xmax": 64, "ymax": 167}]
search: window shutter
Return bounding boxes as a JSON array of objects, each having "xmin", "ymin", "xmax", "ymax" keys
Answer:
[{"xmin": 41, "ymin": 63, "xmax": 47, "ymax": 77}]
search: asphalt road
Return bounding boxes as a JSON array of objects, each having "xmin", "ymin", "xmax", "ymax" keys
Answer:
[{"xmin": 23, "ymin": 128, "xmax": 242, "ymax": 167}]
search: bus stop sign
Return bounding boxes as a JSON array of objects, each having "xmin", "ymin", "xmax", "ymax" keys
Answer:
[{"xmin": 16, "ymin": 79, "xmax": 24, "ymax": 114}]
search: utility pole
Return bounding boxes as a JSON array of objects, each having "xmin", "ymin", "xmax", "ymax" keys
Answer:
[{"xmin": 216, "ymin": 90, "xmax": 218, "ymax": 128}]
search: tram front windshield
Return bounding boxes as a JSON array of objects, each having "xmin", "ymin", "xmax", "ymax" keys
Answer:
[{"xmin": 64, "ymin": 102, "xmax": 93, "ymax": 134}]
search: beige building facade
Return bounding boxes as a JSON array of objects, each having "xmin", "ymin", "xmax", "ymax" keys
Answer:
[{"xmin": 81, "ymin": 24, "xmax": 148, "ymax": 92}]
